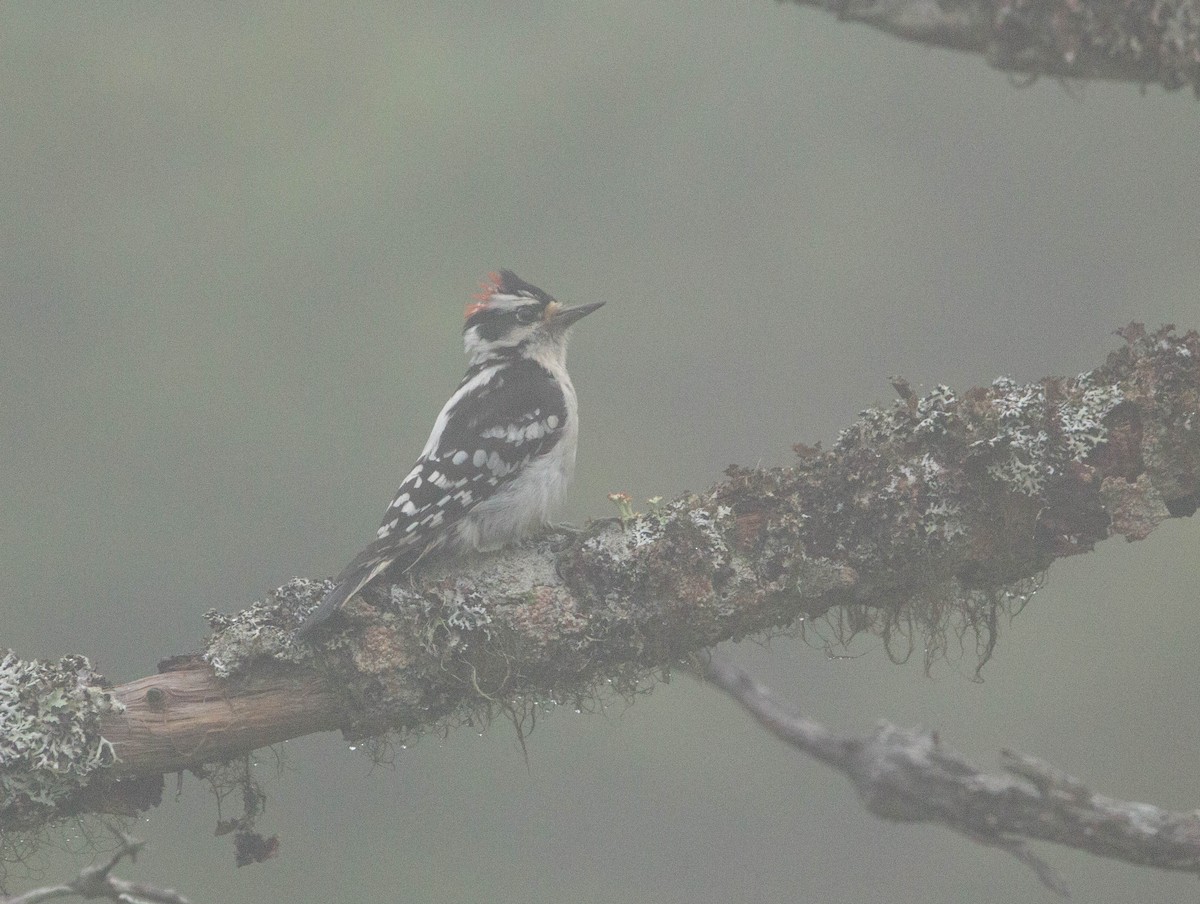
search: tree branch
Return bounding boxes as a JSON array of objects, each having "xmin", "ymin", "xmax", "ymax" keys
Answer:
[
  {"xmin": 1, "ymin": 326, "xmax": 1197, "ymax": 878},
  {"xmin": 783, "ymin": 0, "xmax": 1200, "ymax": 96},
  {"xmin": 697, "ymin": 653, "xmax": 1200, "ymax": 895}
]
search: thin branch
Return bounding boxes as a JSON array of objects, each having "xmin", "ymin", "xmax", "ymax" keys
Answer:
[
  {"xmin": 698, "ymin": 654, "xmax": 1200, "ymax": 895},
  {"xmin": 1, "ymin": 825, "xmax": 188, "ymax": 904}
]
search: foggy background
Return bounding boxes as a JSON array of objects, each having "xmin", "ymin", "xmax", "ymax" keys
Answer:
[{"xmin": 2, "ymin": 3, "xmax": 1198, "ymax": 902}]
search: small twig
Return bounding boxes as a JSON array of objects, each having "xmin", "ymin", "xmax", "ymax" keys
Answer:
[
  {"xmin": 1, "ymin": 825, "xmax": 188, "ymax": 904},
  {"xmin": 696, "ymin": 654, "xmax": 1200, "ymax": 895},
  {"xmin": 961, "ymin": 828, "xmax": 1069, "ymax": 897}
]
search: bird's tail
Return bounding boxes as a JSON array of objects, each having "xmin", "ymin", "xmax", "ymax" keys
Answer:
[{"xmin": 295, "ymin": 553, "xmax": 395, "ymax": 639}]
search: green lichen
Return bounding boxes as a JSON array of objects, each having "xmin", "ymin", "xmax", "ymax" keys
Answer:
[{"xmin": 0, "ymin": 652, "xmax": 123, "ymax": 827}]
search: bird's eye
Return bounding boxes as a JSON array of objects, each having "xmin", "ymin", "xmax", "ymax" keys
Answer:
[{"xmin": 515, "ymin": 305, "xmax": 540, "ymax": 324}]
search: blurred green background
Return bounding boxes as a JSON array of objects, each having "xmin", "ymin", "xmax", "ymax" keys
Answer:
[{"xmin": 3, "ymin": 3, "xmax": 1198, "ymax": 902}]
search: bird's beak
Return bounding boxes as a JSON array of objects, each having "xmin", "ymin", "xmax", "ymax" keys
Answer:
[{"xmin": 545, "ymin": 300, "xmax": 605, "ymax": 329}]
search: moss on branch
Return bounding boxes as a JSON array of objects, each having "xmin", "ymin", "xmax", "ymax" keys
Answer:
[{"xmin": 1, "ymin": 325, "xmax": 1196, "ymax": 836}]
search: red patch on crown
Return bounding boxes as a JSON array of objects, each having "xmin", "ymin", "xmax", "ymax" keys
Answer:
[
  {"xmin": 465, "ymin": 271, "xmax": 503, "ymax": 321},
  {"xmin": 473, "ymin": 271, "xmax": 502, "ymax": 300}
]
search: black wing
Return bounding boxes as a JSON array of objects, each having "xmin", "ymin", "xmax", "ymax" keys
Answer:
[{"xmin": 297, "ymin": 359, "xmax": 567, "ymax": 637}]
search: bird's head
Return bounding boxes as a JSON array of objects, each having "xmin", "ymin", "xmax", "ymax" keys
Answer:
[{"xmin": 463, "ymin": 270, "xmax": 603, "ymax": 365}]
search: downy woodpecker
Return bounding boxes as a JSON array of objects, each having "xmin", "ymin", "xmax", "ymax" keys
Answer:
[{"xmin": 297, "ymin": 271, "xmax": 601, "ymax": 637}]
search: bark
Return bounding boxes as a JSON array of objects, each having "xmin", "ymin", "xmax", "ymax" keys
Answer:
[{"xmin": 104, "ymin": 666, "xmax": 342, "ymax": 775}]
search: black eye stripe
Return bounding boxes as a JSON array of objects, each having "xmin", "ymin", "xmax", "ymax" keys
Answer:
[{"xmin": 465, "ymin": 302, "xmax": 545, "ymax": 339}]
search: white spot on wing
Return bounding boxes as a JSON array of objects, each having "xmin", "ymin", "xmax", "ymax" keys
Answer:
[{"xmin": 419, "ymin": 364, "xmax": 502, "ymax": 458}]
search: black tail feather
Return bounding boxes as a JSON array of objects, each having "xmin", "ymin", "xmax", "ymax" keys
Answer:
[{"xmin": 295, "ymin": 555, "xmax": 395, "ymax": 639}]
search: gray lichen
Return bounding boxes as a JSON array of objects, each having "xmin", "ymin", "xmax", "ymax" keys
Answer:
[
  {"xmin": 0, "ymin": 652, "xmax": 123, "ymax": 827},
  {"xmin": 203, "ymin": 577, "xmax": 332, "ymax": 678},
  {"xmin": 971, "ymin": 373, "xmax": 1124, "ymax": 496},
  {"xmin": 837, "ymin": 368, "xmax": 1125, "ymax": 502}
]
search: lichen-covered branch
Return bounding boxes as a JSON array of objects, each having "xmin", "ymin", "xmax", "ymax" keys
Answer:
[
  {"xmin": 784, "ymin": 0, "xmax": 1200, "ymax": 95},
  {"xmin": 0, "ymin": 325, "xmax": 1196, "ymax": 844},
  {"xmin": 698, "ymin": 654, "xmax": 1200, "ymax": 895}
]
